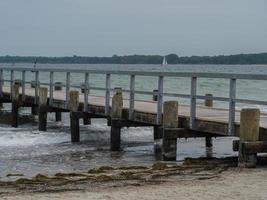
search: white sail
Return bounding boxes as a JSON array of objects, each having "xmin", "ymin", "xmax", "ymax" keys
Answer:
[{"xmin": 162, "ymin": 56, "xmax": 168, "ymax": 65}]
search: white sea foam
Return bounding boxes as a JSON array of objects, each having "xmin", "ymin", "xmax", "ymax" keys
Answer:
[{"xmin": 0, "ymin": 127, "xmax": 69, "ymax": 147}]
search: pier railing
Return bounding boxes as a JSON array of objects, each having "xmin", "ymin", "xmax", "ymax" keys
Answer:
[{"xmin": 1, "ymin": 67, "xmax": 267, "ymax": 136}]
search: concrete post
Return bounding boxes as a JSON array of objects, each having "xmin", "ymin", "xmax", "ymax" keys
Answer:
[
  {"xmin": 110, "ymin": 88, "xmax": 123, "ymax": 151},
  {"xmin": 68, "ymin": 90, "xmax": 80, "ymax": 143},
  {"xmin": 238, "ymin": 108, "xmax": 260, "ymax": 168},
  {"xmin": 54, "ymin": 82, "xmax": 63, "ymax": 121},
  {"xmin": 11, "ymin": 84, "xmax": 20, "ymax": 128},
  {"xmin": 38, "ymin": 87, "xmax": 48, "ymax": 131},
  {"xmin": 162, "ymin": 101, "xmax": 178, "ymax": 161}
]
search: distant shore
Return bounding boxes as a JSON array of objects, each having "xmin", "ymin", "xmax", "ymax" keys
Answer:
[{"xmin": 1, "ymin": 52, "xmax": 267, "ymax": 65}]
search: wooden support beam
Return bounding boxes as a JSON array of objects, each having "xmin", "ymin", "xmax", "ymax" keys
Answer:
[
  {"xmin": 11, "ymin": 84, "xmax": 20, "ymax": 128},
  {"xmin": 110, "ymin": 88, "xmax": 123, "ymax": 151},
  {"xmin": 238, "ymin": 108, "xmax": 260, "ymax": 168},
  {"xmin": 38, "ymin": 87, "xmax": 48, "ymax": 131},
  {"xmin": 233, "ymin": 140, "xmax": 267, "ymax": 154},
  {"xmin": 68, "ymin": 90, "xmax": 80, "ymax": 143},
  {"xmin": 162, "ymin": 101, "xmax": 178, "ymax": 161}
]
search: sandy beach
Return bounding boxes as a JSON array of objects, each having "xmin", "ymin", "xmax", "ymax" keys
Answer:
[{"xmin": 2, "ymin": 168, "xmax": 267, "ymax": 200}]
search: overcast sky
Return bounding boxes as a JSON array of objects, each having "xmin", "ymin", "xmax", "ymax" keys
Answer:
[{"xmin": 0, "ymin": 0, "xmax": 267, "ymax": 57}]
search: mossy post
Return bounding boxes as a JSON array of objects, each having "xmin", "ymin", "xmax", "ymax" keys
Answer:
[
  {"xmin": 69, "ymin": 90, "xmax": 80, "ymax": 143},
  {"xmin": 11, "ymin": 84, "xmax": 20, "ymax": 128},
  {"xmin": 110, "ymin": 88, "xmax": 123, "ymax": 151},
  {"xmin": 38, "ymin": 87, "xmax": 48, "ymax": 131},
  {"xmin": 238, "ymin": 108, "xmax": 260, "ymax": 168},
  {"xmin": 54, "ymin": 82, "xmax": 63, "ymax": 121},
  {"xmin": 162, "ymin": 101, "xmax": 178, "ymax": 161}
]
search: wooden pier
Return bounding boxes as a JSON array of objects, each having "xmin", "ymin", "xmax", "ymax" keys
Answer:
[{"xmin": 1, "ymin": 67, "xmax": 267, "ymax": 166}]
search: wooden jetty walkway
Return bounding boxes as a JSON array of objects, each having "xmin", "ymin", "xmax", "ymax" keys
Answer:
[{"xmin": 0, "ymin": 67, "xmax": 267, "ymax": 167}]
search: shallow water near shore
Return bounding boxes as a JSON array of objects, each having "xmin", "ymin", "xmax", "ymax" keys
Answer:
[{"xmin": 0, "ymin": 109, "xmax": 237, "ymax": 181}]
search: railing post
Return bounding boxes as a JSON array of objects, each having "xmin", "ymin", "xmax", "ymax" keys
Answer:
[
  {"xmin": 190, "ymin": 77, "xmax": 197, "ymax": 129},
  {"xmin": 34, "ymin": 71, "xmax": 39, "ymax": 104},
  {"xmin": 49, "ymin": 71, "xmax": 54, "ymax": 106},
  {"xmin": 105, "ymin": 74, "xmax": 111, "ymax": 115},
  {"xmin": 65, "ymin": 72, "xmax": 70, "ymax": 108},
  {"xmin": 228, "ymin": 78, "xmax": 236, "ymax": 136},
  {"xmin": 84, "ymin": 73, "xmax": 89, "ymax": 112},
  {"xmin": 157, "ymin": 76, "xmax": 164, "ymax": 124},
  {"xmin": 22, "ymin": 71, "xmax": 26, "ymax": 101},
  {"xmin": 10, "ymin": 70, "xmax": 14, "ymax": 100},
  {"xmin": 129, "ymin": 75, "xmax": 135, "ymax": 120}
]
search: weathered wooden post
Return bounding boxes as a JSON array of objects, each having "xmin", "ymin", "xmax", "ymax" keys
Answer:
[
  {"xmin": 68, "ymin": 90, "xmax": 80, "ymax": 143},
  {"xmin": 38, "ymin": 87, "xmax": 48, "ymax": 131},
  {"xmin": 152, "ymin": 89, "xmax": 158, "ymax": 101},
  {"xmin": 110, "ymin": 88, "xmax": 123, "ymax": 151},
  {"xmin": 14, "ymin": 80, "xmax": 22, "ymax": 87},
  {"xmin": 162, "ymin": 101, "xmax": 178, "ymax": 161},
  {"xmin": 205, "ymin": 93, "xmax": 213, "ymax": 107},
  {"xmin": 54, "ymin": 82, "xmax": 63, "ymax": 121},
  {"xmin": 238, "ymin": 108, "xmax": 260, "ymax": 167},
  {"xmin": 204, "ymin": 93, "xmax": 213, "ymax": 153},
  {"xmin": 11, "ymin": 84, "xmax": 20, "ymax": 128},
  {"xmin": 30, "ymin": 81, "xmax": 39, "ymax": 115}
]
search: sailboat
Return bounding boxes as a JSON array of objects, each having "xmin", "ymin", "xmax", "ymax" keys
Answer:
[{"xmin": 162, "ymin": 56, "xmax": 168, "ymax": 65}]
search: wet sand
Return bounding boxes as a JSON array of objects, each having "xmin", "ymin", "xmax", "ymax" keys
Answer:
[{"xmin": 1, "ymin": 157, "xmax": 267, "ymax": 200}]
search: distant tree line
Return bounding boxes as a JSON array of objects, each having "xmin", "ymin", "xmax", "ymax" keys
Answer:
[{"xmin": 1, "ymin": 53, "xmax": 267, "ymax": 64}]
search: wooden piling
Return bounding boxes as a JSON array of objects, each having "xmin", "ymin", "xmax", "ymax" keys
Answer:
[
  {"xmin": 204, "ymin": 94, "xmax": 213, "ymax": 152},
  {"xmin": 238, "ymin": 108, "xmax": 260, "ymax": 168},
  {"xmin": 152, "ymin": 89, "xmax": 158, "ymax": 101},
  {"xmin": 54, "ymin": 82, "xmax": 63, "ymax": 121},
  {"xmin": 30, "ymin": 81, "xmax": 39, "ymax": 115},
  {"xmin": 83, "ymin": 117, "xmax": 91, "ymax": 125},
  {"xmin": 68, "ymin": 90, "xmax": 80, "ymax": 143},
  {"xmin": 162, "ymin": 101, "xmax": 178, "ymax": 161},
  {"xmin": 38, "ymin": 87, "xmax": 48, "ymax": 131},
  {"xmin": 154, "ymin": 126, "xmax": 162, "ymax": 154},
  {"xmin": 11, "ymin": 84, "xmax": 20, "ymax": 128},
  {"xmin": 205, "ymin": 94, "xmax": 213, "ymax": 107},
  {"xmin": 110, "ymin": 88, "xmax": 123, "ymax": 151}
]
